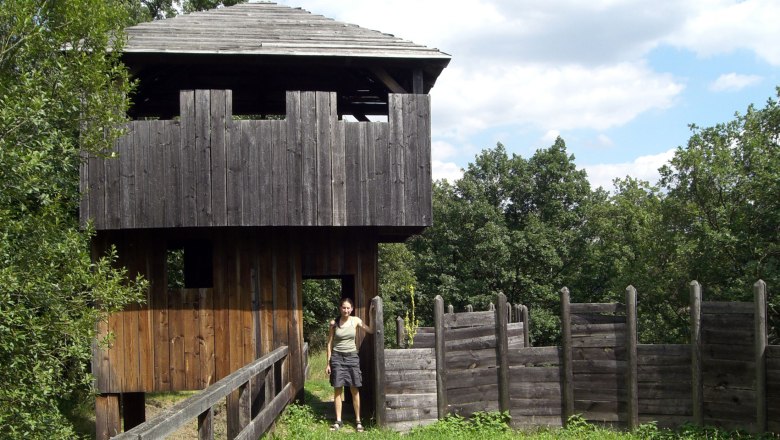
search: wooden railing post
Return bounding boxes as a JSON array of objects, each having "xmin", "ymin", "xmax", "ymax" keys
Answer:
[
  {"xmin": 198, "ymin": 408, "xmax": 214, "ymax": 440},
  {"xmin": 690, "ymin": 281, "xmax": 703, "ymax": 426},
  {"xmin": 396, "ymin": 316, "xmax": 405, "ymax": 348},
  {"xmin": 626, "ymin": 286, "xmax": 639, "ymax": 430},
  {"xmin": 560, "ymin": 287, "xmax": 574, "ymax": 425},
  {"xmin": 496, "ymin": 293, "xmax": 510, "ymax": 414},
  {"xmin": 434, "ymin": 295, "xmax": 448, "ymax": 419},
  {"xmin": 372, "ymin": 296, "xmax": 387, "ymax": 427},
  {"xmin": 755, "ymin": 280, "xmax": 768, "ymax": 432},
  {"xmin": 466, "ymin": 304, "xmax": 473, "ymax": 312},
  {"xmin": 447, "ymin": 304, "xmax": 454, "ymax": 314},
  {"xmin": 522, "ymin": 305, "xmax": 530, "ymax": 347}
]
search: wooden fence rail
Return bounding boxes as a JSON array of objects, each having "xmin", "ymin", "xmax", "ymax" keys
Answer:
[
  {"xmin": 113, "ymin": 344, "xmax": 302, "ymax": 439},
  {"xmin": 374, "ymin": 280, "xmax": 777, "ymax": 434}
]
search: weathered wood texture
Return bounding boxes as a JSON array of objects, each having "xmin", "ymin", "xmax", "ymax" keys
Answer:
[
  {"xmin": 92, "ymin": 228, "xmax": 377, "ymax": 396},
  {"xmin": 383, "ymin": 348, "xmax": 438, "ymax": 432},
  {"xmin": 80, "ymin": 90, "xmax": 431, "ymax": 231},
  {"xmin": 768, "ymin": 345, "xmax": 780, "ymax": 433},
  {"xmin": 113, "ymin": 346, "xmax": 292, "ymax": 440}
]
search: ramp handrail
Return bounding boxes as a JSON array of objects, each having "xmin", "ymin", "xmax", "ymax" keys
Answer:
[{"xmin": 114, "ymin": 345, "xmax": 295, "ymax": 439}]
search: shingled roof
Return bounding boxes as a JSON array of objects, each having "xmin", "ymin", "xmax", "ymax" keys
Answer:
[
  {"xmin": 122, "ymin": 2, "xmax": 450, "ymax": 119},
  {"xmin": 124, "ymin": 2, "xmax": 450, "ymax": 60}
]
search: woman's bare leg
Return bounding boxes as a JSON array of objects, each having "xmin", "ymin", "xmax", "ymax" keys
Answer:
[
  {"xmin": 334, "ymin": 387, "xmax": 343, "ymax": 421},
  {"xmin": 350, "ymin": 386, "xmax": 361, "ymax": 423}
]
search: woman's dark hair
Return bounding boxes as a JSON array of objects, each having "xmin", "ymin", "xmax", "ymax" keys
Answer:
[{"xmin": 335, "ymin": 297, "xmax": 354, "ymax": 328}]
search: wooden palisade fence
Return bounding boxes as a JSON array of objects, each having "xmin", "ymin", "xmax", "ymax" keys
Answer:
[{"xmin": 372, "ymin": 280, "xmax": 778, "ymax": 433}]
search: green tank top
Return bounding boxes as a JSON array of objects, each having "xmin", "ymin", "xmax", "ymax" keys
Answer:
[{"xmin": 333, "ymin": 317, "xmax": 358, "ymax": 353}]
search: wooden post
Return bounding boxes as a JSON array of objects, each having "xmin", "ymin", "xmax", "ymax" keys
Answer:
[
  {"xmin": 373, "ymin": 296, "xmax": 387, "ymax": 427},
  {"xmin": 690, "ymin": 280, "xmax": 703, "ymax": 426},
  {"xmin": 755, "ymin": 280, "xmax": 768, "ymax": 432},
  {"xmin": 396, "ymin": 316, "xmax": 405, "ymax": 348},
  {"xmin": 447, "ymin": 304, "xmax": 454, "ymax": 314},
  {"xmin": 489, "ymin": 302, "xmax": 495, "ymax": 311},
  {"xmin": 507, "ymin": 302, "xmax": 513, "ymax": 323},
  {"xmin": 522, "ymin": 305, "xmax": 530, "ymax": 348},
  {"xmin": 198, "ymin": 408, "xmax": 214, "ymax": 440},
  {"xmin": 239, "ymin": 382, "xmax": 251, "ymax": 431},
  {"xmin": 560, "ymin": 287, "xmax": 574, "ymax": 425},
  {"xmin": 95, "ymin": 394, "xmax": 121, "ymax": 440},
  {"xmin": 496, "ymin": 293, "xmax": 510, "ymax": 414},
  {"xmin": 626, "ymin": 286, "xmax": 639, "ymax": 430},
  {"xmin": 466, "ymin": 304, "xmax": 473, "ymax": 312},
  {"xmin": 434, "ymin": 295, "xmax": 448, "ymax": 419}
]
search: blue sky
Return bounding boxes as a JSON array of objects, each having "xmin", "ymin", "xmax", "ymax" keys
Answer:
[{"xmin": 271, "ymin": 0, "xmax": 780, "ymax": 190}]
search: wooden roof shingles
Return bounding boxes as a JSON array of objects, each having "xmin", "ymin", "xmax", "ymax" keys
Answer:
[{"xmin": 123, "ymin": 2, "xmax": 451, "ymax": 61}]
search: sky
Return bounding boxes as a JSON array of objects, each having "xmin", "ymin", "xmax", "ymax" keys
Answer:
[{"xmin": 270, "ymin": 0, "xmax": 780, "ymax": 190}]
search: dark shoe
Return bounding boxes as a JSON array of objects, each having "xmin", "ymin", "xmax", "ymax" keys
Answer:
[{"xmin": 330, "ymin": 420, "xmax": 343, "ymax": 431}]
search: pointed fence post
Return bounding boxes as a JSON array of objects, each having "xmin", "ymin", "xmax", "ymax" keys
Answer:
[
  {"xmin": 626, "ymin": 286, "xmax": 639, "ymax": 430},
  {"xmin": 521, "ymin": 305, "xmax": 530, "ymax": 347},
  {"xmin": 434, "ymin": 295, "xmax": 448, "ymax": 419},
  {"xmin": 560, "ymin": 287, "xmax": 574, "ymax": 425},
  {"xmin": 690, "ymin": 281, "xmax": 703, "ymax": 426},
  {"xmin": 496, "ymin": 293, "xmax": 510, "ymax": 414},
  {"xmin": 396, "ymin": 316, "xmax": 405, "ymax": 348},
  {"xmin": 755, "ymin": 280, "xmax": 767, "ymax": 432},
  {"xmin": 466, "ymin": 304, "xmax": 473, "ymax": 312},
  {"xmin": 447, "ymin": 304, "xmax": 454, "ymax": 314},
  {"xmin": 372, "ymin": 296, "xmax": 386, "ymax": 427}
]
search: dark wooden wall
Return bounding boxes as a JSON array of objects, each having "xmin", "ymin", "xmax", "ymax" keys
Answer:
[
  {"xmin": 80, "ymin": 90, "xmax": 431, "ymax": 231},
  {"xmin": 91, "ymin": 228, "xmax": 378, "ymax": 396}
]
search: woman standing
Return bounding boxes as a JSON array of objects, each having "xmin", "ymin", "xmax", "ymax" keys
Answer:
[{"xmin": 326, "ymin": 297, "xmax": 375, "ymax": 432}]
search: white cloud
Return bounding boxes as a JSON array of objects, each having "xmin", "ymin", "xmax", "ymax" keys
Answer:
[
  {"xmin": 542, "ymin": 130, "xmax": 560, "ymax": 143},
  {"xmin": 666, "ymin": 0, "xmax": 780, "ymax": 66},
  {"xmin": 583, "ymin": 149, "xmax": 676, "ymax": 190},
  {"xmin": 709, "ymin": 73, "xmax": 762, "ymax": 92},
  {"xmin": 432, "ymin": 160, "xmax": 464, "ymax": 183}
]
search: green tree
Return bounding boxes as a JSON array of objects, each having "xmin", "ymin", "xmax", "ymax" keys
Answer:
[{"xmin": 0, "ymin": 1, "xmax": 146, "ymax": 437}]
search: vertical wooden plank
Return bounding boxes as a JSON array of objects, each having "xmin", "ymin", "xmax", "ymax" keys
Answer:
[
  {"xmin": 412, "ymin": 69, "xmax": 424, "ymax": 94},
  {"xmin": 496, "ymin": 293, "xmax": 510, "ymax": 414},
  {"xmin": 374, "ymin": 123, "xmax": 390, "ymax": 225},
  {"xmin": 239, "ymin": 382, "xmax": 251, "ymax": 430},
  {"xmin": 180, "ymin": 90, "xmax": 197, "ymax": 227},
  {"xmin": 755, "ymin": 280, "xmax": 768, "ymax": 432},
  {"xmin": 690, "ymin": 280, "xmax": 703, "ymax": 426},
  {"xmin": 152, "ymin": 241, "xmax": 170, "ymax": 391},
  {"xmin": 139, "ymin": 241, "xmax": 155, "ymax": 392},
  {"xmin": 107, "ymin": 311, "xmax": 125, "ymax": 392},
  {"xmin": 332, "ymin": 118, "xmax": 347, "ymax": 226},
  {"xmin": 626, "ymin": 286, "xmax": 639, "ymax": 430},
  {"xmin": 133, "ymin": 120, "xmax": 150, "ymax": 228},
  {"xmin": 240, "ymin": 121, "xmax": 258, "ymax": 225},
  {"xmin": 271, "ymin": 120, "xmax": 288, "ymax": 225},
  {"xmin": 119, "ymin": 123, "xmax": 136, "ymax": 229},
  {"xmin": 211, "ymin": 89, "xmax": 227, "ymax": 226},
  {"xmin": 345, "ymin": 122, "xmax": 361, "ymax": 226},
  {"xmin": 561, "ymin": 287, "xmax": 574, "ymax": 424},
  {"xmin": 195, "ymin": 89, "xmax": 212, "ymax": 226},
  {"xmin": 169, "ymin": 288, "xmax": 186, "ymax": 390},
  {"xmin": 373, "ymin": 296, "xmax": 386, "ymax": 427},
  {"xmin": 275, "ymin": 235, "xmax": 290, "ymax": 352},
  {"xmin": 365, "ymin": 123, "xmax": 377, "ymax": 226},
  {"xmin": 301, "ymin": 91, "xmax": 317, "ymax": 226},
  {"xmin": 388, "ymin": 94, "xmax": 405, "ymax": 226},
  {"xmin": 227, "ymin": 119, "xmax": 243, "ymax": 226},
  {"xmin": 123, "ymin": 239, "xmax": 141, "ymax": 391},
  {"xmin": 396, "ymin": 316, "xmax": 405, "ymax": 348},
  {"xmin": 163, "ymin": 120, "xmax": 182, "ymax": 228},
  {"xmin": 228, "ymin": 236, "xmax": 244, "ymax": 378},
  {"xmin": 403, "ymin": 95, "xmax": 419, "ymax": 226},
  {"xmin": 286, "ymin": 91, "xmax": 302, "ymax": 226},
  {"xmin": 87, "ymin": 154, "xmax": 105, "ymax": 229},
  {"xmin": 95, "ymin": 394, "xmax": 121, "ymax": 440},
  {"xmin": 259, "ymin": 234, "xmax": 274, "ymax": 357},
  {"xmin": 149, "ymin": 121, "xmax": 165, "ymax": 227},
  {"xmin": 94, "ymin": 314, "xmax": 111, "ymax": 392},
  {"xmin": 258, "ymin": 121, "xmax": 272, "ymax": 225},
  {"xmin": 184, "ymin": 288, "xmax": 201, "ymax": 390},
  {"xmin": 241, "ymin": 239, "xmax": 255, "ymax": 366},
  {"xmin": 213, "ymin": 231, "xmax": 231, "ymax": 382},
  {"xmin": 522, "ymin": 305, "xmax": 530, "ymax": 347},
  {"xmin": 199, "ymin": 287, "xmax": 215, "ymax": 388},
  {"xmin": 198, "ymin": 408, "xmax": 214, "ymax": 440},
  {"xmin": 416, "ymin": 94, "xmax": 432, "ymax": 226},
  {"xmin": 288, "ymin": 241, "xmax": 304, "ymax": 399},
  {"xmin": 447, "ymin": 304, "xmax": 454, "ymax": 314},
  {"xmin": 316, "ymin": 91, "xmax": 333, "ymax": 226},
  {"xmin": 434, "ymin": 295, "xmax": 447, "ymax": 419},
  {"xmin": 105, "ymin": 138, "xmax": 121, "ymax": 229}
]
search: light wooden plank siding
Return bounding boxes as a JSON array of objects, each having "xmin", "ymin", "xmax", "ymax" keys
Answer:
[
  {"xmin": 768, "ymin": 345, "xmax": 780, "ymax": 433},
  {"xmin": 81, "ymin": 91, "xmax": 430, "ymax": 230}
]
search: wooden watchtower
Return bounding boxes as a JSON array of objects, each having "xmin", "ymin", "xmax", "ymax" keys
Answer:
[{"xmin": 81, "ymin": 3, "xmax": 449, "ymax": 438}]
